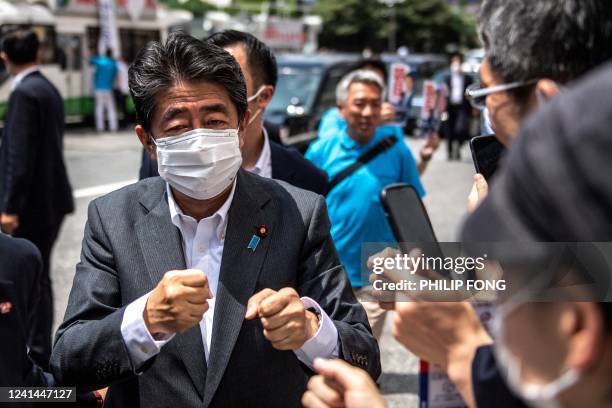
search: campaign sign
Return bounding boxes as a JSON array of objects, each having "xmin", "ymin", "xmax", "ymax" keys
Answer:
[{"xmin": 388, "ymin": 63, "xmax": 410, "ymax": 105}]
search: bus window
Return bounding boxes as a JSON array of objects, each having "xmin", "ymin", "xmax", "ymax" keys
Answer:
[
  {"xmin": 57, "ymin": 34, "xmax": 82, "ymax": 71},
  {"xmin": 86, "ymin": 27, "xmax": 159, "ymax": 63},
  {"xmin": 119, "ymin": 29, "xmax": 159, "ymax": 63}
]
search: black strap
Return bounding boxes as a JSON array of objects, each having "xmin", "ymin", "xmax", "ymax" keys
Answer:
[{"xmin": 328, "ymin": 136, "xmax": 398, "ymax": 192}]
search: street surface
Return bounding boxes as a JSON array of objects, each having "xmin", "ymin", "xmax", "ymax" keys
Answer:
[{"xmin": 52, "ymin": 128, "xmax": 475, "ymax": 407}]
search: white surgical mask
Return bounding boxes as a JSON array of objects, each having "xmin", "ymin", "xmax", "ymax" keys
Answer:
[
  {"xmin": 246, "ymin": 86, "xmax": 265, "ymax": 126},
  {"xmin": 152, "ymin": 128, "xmax": 242, "ymax": 200},
  {"xmin": 491, "ymin": 303, "xmax": 581, "ymax": 408}
]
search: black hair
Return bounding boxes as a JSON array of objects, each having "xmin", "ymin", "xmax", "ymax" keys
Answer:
[
  {"xmin": 1, "ymin": 29, "xmax": 39, "ymax": 65},
  {"xmin": 207, "ymin": 30, "xmax": 278, "ymax": 88},
  {"xmin": 350, "ymin": 58, "xmax": 388, "ymax": 83},
  {"xmin": 451, "ymin": 53, "xmax": 464, "ymax": 62},
  {"xmin": 479, "ymin": 0, "xmax": 612, "ymax": 91},
  {"xmin": 128, "ymin": 31, "xmax": 247, "ymax": 134},
  {"xmin": 105, "ymin": 49, "xmax": 113, "ymax": 58}
]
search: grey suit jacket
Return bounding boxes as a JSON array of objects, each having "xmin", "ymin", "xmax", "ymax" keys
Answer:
[{"xmin": 51, "ymin": 169, "xmax": 380, "ymax": 407}]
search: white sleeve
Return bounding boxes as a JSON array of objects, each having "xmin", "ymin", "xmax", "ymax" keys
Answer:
[
  {"xmin": 293, "ymin": 297, "xmax": 340, "ymax": 370},
  {"xmin": 120, "ymin": 291, "xmax": 175, "ymax": 370}
]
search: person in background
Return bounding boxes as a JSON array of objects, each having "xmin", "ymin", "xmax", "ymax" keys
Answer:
[
  {"xmin": 317, "ymin": 59, "xmax": 439, "ymax": 175},
  {"xmin": 90, "ymin": 49, "xmax": 118, "ymax": 132},
  {"xmin": 443, "ymin": 54, "xmax": 473, "ymax": 160},
  {"xmin": 306, "ymin": 69, "xmax": 424, "ymax": 341},
  {"xmin": 0, "ymin": 233, "xmax": 107, "ymax": 407},
  {"xmin": 0, "ymin": 29, "xmax": 74, "ymax": 370},
  {"xmin": 207, "ymin": 30, "xmax": 328, "ymax": 195},
  {"xmin": 114, "ymin": 56, "xmax": 131, "ymax": 127},
  {"xmin": 317, "ymin": 59, "xmax": 394, "ymax": 140},
  {"xmin": 397, "ymin": 70, "xmax": 416, "ymax": 135}
]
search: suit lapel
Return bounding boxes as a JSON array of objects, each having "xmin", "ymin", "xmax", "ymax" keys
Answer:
[
  {"xmin": 202, "ymin": 171, "xmax": 275, "ymax": 407},
  {"xmin": 135, "ymin": 180, "xmax": 207, "ymax": 400}
]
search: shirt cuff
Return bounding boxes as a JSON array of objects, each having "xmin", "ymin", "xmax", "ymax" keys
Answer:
[
  {"xmin": 293, "ymin": 297, "xmax": 340, "ymax": 370},
  {"xmin": 120, "ymin": 291, "xmax": 175, "ymax": 370}
]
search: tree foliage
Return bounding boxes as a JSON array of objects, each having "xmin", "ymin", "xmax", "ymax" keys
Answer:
[
  {"xmin": 315, "ymin": 0, "xmax": 479, "ymax": 53},
  {"xmin": 156, "ymin": 0, "xmax": 479, "ymax": 53}
]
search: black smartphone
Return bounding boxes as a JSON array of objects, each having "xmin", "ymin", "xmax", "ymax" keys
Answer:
[
  {"xmin": 380, "ymin": 184, "xmax": 443, "ymax": 260},
  {"xmin": 469, "ymin": 135, "xmax": 506, "ymax": 180}
]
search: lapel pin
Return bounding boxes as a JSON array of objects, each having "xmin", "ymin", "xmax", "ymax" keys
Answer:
[
  {"xmin": 256, "ymin": 225, "xmax": 268, "ymax": 238},
  {"xmin": 247, "ymin": 235, "xmax": 261, "ymax": 251},
  {"xmin": 247, "ymin": 225, "xmax": 268, "ymax": 251}
]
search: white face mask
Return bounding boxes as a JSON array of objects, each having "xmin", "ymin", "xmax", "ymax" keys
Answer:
[
  {"xmin": 152, "ymin": 128, "xmax": 242, "ymax": 200},
  {"xmin": 246, "ymin": 86, "xmax": 266, "ymax": 126},
  {"xmin": 491, "ymin": 303, "xmax": 581, "ymax": 408}
]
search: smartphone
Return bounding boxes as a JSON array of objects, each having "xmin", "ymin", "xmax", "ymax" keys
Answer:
[
  {"xmin": 469, "ymin": 135, "xmax": 506, "ymax": 180},
  {"xmin": 380, "ymin": 184, "xmax": 443, "ymax": 261}
]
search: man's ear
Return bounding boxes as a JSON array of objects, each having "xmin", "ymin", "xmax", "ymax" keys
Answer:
[
  {"xmin": 135, "ymin": 124, "xmax": 157, "ymax": 161},
  {"xmin": 536, "ymin": 79, "xmax": 560, "ymax": 101},
  {"xmin": 258, "ymin": 85, "xmax": 275, "ymax": 111},
  {"xmin": 337, "ymin": 101, "xmax": 347, "ymax": 119},
  {"xmin": 564, "ymin": 302, "xmax": 606, "ymax": 373}
]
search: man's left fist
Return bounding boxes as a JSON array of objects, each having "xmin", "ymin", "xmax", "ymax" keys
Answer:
[{"xmin": 245, "ymin": 287, "xmax": 319, "ymax": 350}]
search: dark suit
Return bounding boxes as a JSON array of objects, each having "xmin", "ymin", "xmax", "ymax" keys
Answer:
[
  {"xmin": 443, "ymin": 73, "xmax": 474, "ymax": 159},
  {"xmin": 0, "ymin": 71, "xmax": 74, "ymax": 369},
  {"xmin": 472, "ymin": 346, "xmax": 527, "ymax": 408},
  {"xmin": 0, "ymin": 234, "xmax": 50, "ymax": 388},
  {"xmin": 140, "ymin": 135, "xmax": 329, "ymax": 196},
  {"xmin": 51, "ymin": 170, "xmax": 380, "ymax": 407},
  {"xmin": 270, "ymin": 140, "xmax": 328, "ymax": 196}
]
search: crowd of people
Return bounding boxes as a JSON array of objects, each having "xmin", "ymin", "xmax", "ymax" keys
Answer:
[{"xmin": 1, "ymin": 0, "xmax": 612, "ymax": 407}]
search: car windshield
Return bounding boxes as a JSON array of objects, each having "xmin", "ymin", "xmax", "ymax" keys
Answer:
[{"xmin": 267, "ymin": 66, "xmax": 323, "ymax": 115}]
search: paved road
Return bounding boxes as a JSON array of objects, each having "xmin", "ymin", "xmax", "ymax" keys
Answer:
[{"xmin": 51, "ymin": 128, "xmax": 475, "ymax": 407}]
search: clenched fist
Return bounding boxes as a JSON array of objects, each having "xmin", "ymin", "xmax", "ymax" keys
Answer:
[
  {"xmin": 144, "ymin": 269, "xmax": 212, "ymax": 335},
  {"xmin": 245, "ymin": 287, "xmax": 319, "ymax": 350}
]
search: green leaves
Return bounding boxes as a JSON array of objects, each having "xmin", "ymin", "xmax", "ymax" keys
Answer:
[{"xmin": 315, "ymin": 0, "xmax": 479, "ymax": 53}]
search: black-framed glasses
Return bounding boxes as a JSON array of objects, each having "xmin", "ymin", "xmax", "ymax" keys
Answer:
[{"xmin": 465, "ymin": 79, "xmax": 539, "ymax": 110}]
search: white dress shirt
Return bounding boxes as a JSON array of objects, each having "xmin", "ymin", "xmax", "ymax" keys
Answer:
[
  {"xmin": 121, "ymin": 181, "xmax": 339, "ymax": 370},
  {"xmin": 450, "ymin": 71, "xmax": 465, "ymax": 105},
  {"xmin": 11, "ymin": 66, "xmax": 40, "ymax": 91},
  {"xmin": 244, "ymin": 128, "xmax": 272, "ymax": 179}
]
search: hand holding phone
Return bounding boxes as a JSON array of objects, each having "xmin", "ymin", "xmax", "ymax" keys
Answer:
[{"xmin": 469, "ymin": 135, "xmax": 506, "ymax": 181}]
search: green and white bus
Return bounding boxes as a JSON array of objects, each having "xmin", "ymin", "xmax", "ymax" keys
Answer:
[{"xmin": 0, "ymin": 0, "xmax": 192, "ymax": 123}]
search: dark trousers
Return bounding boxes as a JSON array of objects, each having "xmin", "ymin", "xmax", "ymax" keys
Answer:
[
  {"xmin": 14, "ymin": 218, "xmax": 63, "ymax": 371},
  {"xmin": 447, "ymin": 104, "xmax": 470, "ymax": 159}
]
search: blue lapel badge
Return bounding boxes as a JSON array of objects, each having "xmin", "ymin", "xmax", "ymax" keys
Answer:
[
  {"xmin": 247, "ymin": 235, "xmax": 260, "ymax": 251},
  {"xmin": 247, "ymin": 225, "xmax": 269, "ymax": 251}
]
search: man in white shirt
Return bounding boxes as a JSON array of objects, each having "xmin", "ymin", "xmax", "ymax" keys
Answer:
[
  {"xmin": 444, "ymin": 54, "xmax": 473, "ymax": 160},
  {"xmin": 51, "ymin": 32, "xmax": 379, "ymax": 408},
  {"xmin": 207, "ymin": 30, "xmax": 329, "ymax": 196}
]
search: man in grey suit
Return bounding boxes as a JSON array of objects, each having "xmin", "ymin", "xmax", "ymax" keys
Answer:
[{"xmin": 51, "ymin": 33, "xmax": 380, "ymax": 407}]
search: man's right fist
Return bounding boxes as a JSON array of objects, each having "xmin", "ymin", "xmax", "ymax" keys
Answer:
[{"xmin": 144, "ymin": 269, "xmax": 212, "ymax": 335}]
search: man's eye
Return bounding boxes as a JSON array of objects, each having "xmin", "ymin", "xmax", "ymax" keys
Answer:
[{"xmin": 207, "ymin": 119, "xmax": 226, "ymax": 126}]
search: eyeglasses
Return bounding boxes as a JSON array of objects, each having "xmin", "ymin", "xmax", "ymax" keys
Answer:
[{"xmin": 465, "ymin": 79, "xmax": 539, "ymax": 110}]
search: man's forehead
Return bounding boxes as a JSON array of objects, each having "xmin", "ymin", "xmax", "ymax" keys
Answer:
[
  {"xmin": 348, "ymin": 82, "xmax": 382, "ymax": 97},
  {"xmin": 156, "ymin": 82, "xmax": 233, "ymax": 112}
]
